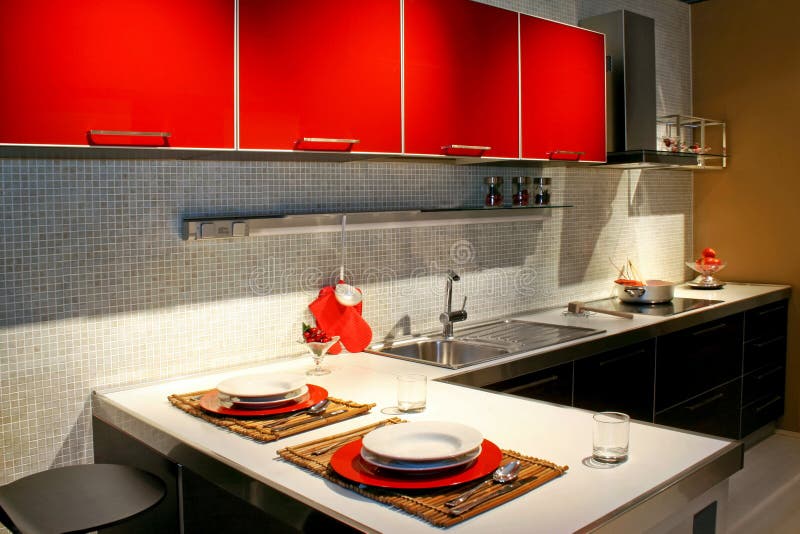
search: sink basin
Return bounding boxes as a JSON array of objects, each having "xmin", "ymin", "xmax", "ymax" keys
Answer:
[
  {"xmin": 367, "ymin": 319, "xmax": 605, "ymax": 369},
  {"xmin": 367, "ymin": 339, "xmax": 510, "ymax": 369}
]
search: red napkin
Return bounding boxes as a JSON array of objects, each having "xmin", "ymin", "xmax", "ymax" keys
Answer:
[{"xmin": 309, "ymin": 286, "xmax": 373, "ymax": 353}]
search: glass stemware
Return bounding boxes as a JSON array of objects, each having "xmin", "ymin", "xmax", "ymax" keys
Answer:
[{"xmin": 301, "ymin": 336, "xmax": 340, "ymax": 376}]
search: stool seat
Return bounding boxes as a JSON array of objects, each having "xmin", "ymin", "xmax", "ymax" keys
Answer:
[{"xmin": 0, "ymin": 464, "xmax": 165, "ymax": 534}]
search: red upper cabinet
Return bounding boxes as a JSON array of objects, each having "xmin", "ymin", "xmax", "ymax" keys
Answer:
[
  {"xmin": 404, "ymin": 0, "xmax": 519, "ymax": 158},
  {"xmin": 239, "ymin": 0, "xmax": 401, "ymax": 153},
  {"xmin": 0, "ymin": 1, "xmax": 234, "ymax": 149},
  {"xmin": 520, "ymin": 16, "xmax": 606, "ymax": 162}
]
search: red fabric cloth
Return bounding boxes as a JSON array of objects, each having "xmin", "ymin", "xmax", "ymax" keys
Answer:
[{"xmin": 308, "ymin": 286, "xmax": 372, "ymax": 353}]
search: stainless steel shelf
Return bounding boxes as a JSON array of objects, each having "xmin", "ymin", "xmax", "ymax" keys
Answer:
[{"xmin": 183, "ymin": 206, "xmax": 570, "ymax": 240}]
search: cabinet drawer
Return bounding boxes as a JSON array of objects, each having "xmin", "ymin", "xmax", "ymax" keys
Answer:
[
  {"xmin": 484, "ymin": 362, "xmax": 573, "ymax": 406},
  {"xmin": 745, "ymin": 301, "xmax": 788, "ymax": 342},
  {"xmin": 743, "ymin": 363, "xmax": 785, "ymax": 407},
  {"xmin": 655, "ymin": 379, "xmax": 741, "ymax": 439},
  {"xmin": 573, "ymin": 340, "xmax": 655, "ymax": 421},
  {"xmin": 656, "ymin": 314, "xmax": 743, "ymax": 412},
  {"xmin": 741, "ymin": 394, "xmax": 784, "ymax": 437},
  {"xmin": 743, "ymin": 335, "xmax": 786, "ymax": 374}
]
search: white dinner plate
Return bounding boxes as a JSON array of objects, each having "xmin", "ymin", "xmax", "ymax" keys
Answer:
[
  {"xmin": 361, "ymin": 421, "xmax": 483, "ymax": 462},
  {"xmin": 216, "ymin": 373, "xmax": 306, "ymax": 398},
  {"xmin": 360, "ymin": 444, "xmax": 481, "ymax": 473},
  {"xmin": 219, "ymin": 385, "xmax": 309, "ymax": 408}
]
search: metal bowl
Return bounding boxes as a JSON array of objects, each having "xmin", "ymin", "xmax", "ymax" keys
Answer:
[{"xmin": 614, "ymin": 280, "xmax": 676, "ymax": 304}]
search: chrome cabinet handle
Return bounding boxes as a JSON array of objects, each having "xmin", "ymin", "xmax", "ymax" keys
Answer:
[
  {"xmin": 89, "ymin": 130, "xmax": 171, "ymax": 138},
  {"xmin": 442, "ymin": 144, "xmax": 491, "ymax": 152},
  {"xmin": 298, "ymin": 137, "xmax": 360, "ymax": 144},
  {"xmin": 686, "ymin": 393, "xmax": 725, "ymax": 411},
  {"xmin": 547, "ymin": 150, "xmax": 584, "ymax": 160}
]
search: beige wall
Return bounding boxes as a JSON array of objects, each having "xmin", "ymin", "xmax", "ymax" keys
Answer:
[{"xmin": 692, "ymin": 0, "xmax": 800, "ymax": 430}]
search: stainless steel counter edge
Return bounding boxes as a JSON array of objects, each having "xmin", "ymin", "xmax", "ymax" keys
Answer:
[
  {"xmin": 579, "ymin": 440, "xmax": 743, "ymax": 533},
  {"xmin": 441, "ymin": 285, "xmax": 791, "ymax": 388}
]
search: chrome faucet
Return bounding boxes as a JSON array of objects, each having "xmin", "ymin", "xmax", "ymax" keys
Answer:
[{"xmin": 440, "ymin": 270, "xmax": 467, "ymax": 339}]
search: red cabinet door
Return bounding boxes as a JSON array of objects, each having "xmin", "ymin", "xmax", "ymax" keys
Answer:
[
  {"xmin": 239, "ymin": 0, "xmax": 401, "ymax": 153},
  {"xmin": 520, "ymin": 16, "xmax": 605, "ymax": 162},
  {"xmin": 404, "ymin": 0, "xmax": 519, "ymax": 158},
  {"xmin": 0, "ymin": 1, "xmax": 234, "ymax": 149}
]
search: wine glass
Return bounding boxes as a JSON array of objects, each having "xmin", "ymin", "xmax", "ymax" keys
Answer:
[{"xmin": 301, "ymin": 336, "xmax": 340, "ymax": 376}]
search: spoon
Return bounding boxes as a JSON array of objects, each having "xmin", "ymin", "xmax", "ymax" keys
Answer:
[
  {"xmin": 445, "ymin": 460, "xmax": 521, "ymax": 507},
  {"xmin": 264, "ymin": 398, "xmax": 330, "ymax": 428},
  {"xmin": 334, "ymin": 215, "xmax": 362, "ymax": 307}
]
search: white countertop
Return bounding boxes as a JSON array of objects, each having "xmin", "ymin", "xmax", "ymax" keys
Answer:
[{"xmin": 95, "ymin": 282, "xmax": 789, "ymax": 533}]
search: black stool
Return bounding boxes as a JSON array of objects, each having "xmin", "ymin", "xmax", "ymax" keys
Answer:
[{"xmin": 0, "ymin": 464, "xmax": 165, "ymax": 534}]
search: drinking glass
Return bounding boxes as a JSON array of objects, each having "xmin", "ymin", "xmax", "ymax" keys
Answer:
[
  {"xmin": 397, "ymin": 374, "xmax": 427, "ymax": 412},
  {"xmin": 302, "ymin": 336, "xmax": 340, "ymax": 376},
  {"xmin": 592, "ymin": 412, "xmax": 630, "ymax": 464}
]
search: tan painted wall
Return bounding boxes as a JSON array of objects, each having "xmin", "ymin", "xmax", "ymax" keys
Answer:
[{"xmin": 692, "ymin": 0, "xmax": 800, "ymax": 430}]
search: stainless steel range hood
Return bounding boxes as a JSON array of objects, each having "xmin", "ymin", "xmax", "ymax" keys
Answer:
[{"xmin": 579, "ymin": 11, "xmax": 725, "ymax": 170}]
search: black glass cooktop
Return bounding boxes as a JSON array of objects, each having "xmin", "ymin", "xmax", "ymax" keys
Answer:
[{"xmin": 585, "ymin": 297, "xmax": 723, "ymax": 317}]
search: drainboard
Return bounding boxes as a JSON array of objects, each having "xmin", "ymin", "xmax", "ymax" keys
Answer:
[{"xmin": 456, "ymin": 320, "xmax": 604, "ymax": 353}]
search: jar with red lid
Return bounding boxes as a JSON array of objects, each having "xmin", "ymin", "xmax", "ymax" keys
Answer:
[{"xmin": 484, "ymin": 176, "xmax": 503, "ymax": 208}]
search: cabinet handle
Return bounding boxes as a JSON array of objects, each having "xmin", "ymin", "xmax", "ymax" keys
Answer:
[
  {"xmin": 753, "ymin": 336, "xmax": 785, "ymax": 350},
  {"xmin": 298, "ymin": 137, "xmax": 360, "ymax": 145},
  {"xmin": 597, "ymin": 348, "xmax": 647, "ymax": 367},
  {"xmin": 441, "ymin": 145, "xmax": 492, "ymax": 155},
  {"xmin": 442, "ymin": 144, "xmax": 491, "ymax": 151},
  {"xmin": 504, "ymin": 375, "xmax": 559, "ymax": 394},
  {"xmin": 758, "ymin": 305, "xmax": 786, "ymax": 317},
  {"xmin": 755, "ymin": 396, "xmax": 782, "ymax": 413},
  {"xmin": 755, "ymin": 366, "xmax": 784, "ymax": 381},
  {"xmin": 686, "ymin": 393, "xmax": 725, "ymax": 411},
  {"xmin": 547, "ymin": 150, "xmax": 584, "ymax": 161},
  {"xmin": 691, "ymin": 323, "xmax": 729, "ymax": 337},
  {"xmin": 89, "ymin": 129, "xmax": 171, "ymax": 138}
]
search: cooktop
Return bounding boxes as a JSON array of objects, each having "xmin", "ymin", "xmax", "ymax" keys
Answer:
[{"xmin": 585, "ymin": 296, "xmax": 724, "ymax": 317}]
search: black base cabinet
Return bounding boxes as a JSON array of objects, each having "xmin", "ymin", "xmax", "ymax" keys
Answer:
[
  {"xmin": 655, "ymin": 379, "xmax": 742, "ymax": 439},
  {"xmin": 483, "ymin": 299, "xmax": 789, "ymax": 440},
  {"xmin": 483, "ymin": 361, "xmax": 573, "ymax": 406},
  {"xmin": 573, "ymin": 340, "xmax": 655, "ymax": 421}
]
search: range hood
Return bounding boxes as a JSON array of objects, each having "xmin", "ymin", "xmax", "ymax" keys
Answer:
[{"xmin": 579, "ymin": 11, "xmax": 726, "ymax": 170}]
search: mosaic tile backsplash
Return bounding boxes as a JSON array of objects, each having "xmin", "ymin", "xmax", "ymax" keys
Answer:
[{"xmin": 0, "ymin": 0, "xmax": 691, "ymax": 485}]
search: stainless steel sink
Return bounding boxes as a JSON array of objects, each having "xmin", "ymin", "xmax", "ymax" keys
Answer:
[
  {"xmin": 369, "ymin": 339, "xmax": 510, "ymax": 368},
  {"xmin": 367, "ymin": 319, "xmax": 604, "ymax": 369}
]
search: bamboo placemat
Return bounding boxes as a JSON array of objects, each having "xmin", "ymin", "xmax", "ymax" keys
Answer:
[
  {"xmin": 278, "ymin": 419, "xmax": 569, "ymax": 528},
  {"xmin": 168, "ymin": 390, "xmax": 375, "ymax": 442}
]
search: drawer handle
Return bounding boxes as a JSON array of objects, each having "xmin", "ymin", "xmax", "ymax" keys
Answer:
[
  {"xmin": 755, "ymin": 396, "xmax": 783, "ymax": 413},
  {"xmin": 89, "ymin": 129, "xmax": 171, "ymax": 138},
  {"xmin": 691, "ymin": 323, "xmax": 729, "ymax": 337},
  {"xmin": 504, "ymin": 375, "xmax": 559, "ymax": 394},
  {"xmin": 686, "ymin": 393, "xmax": 725, "ymax": 411},
  {"xmin": 598, "ymin": 348, "xmax": 647, "ymax": 367},
  {"xmin": 758, "ymin": 305, "xmax": 786, "ymax": 317},
  {"xmin": 298, "ymin": 137, "xmax": 360, "ymax": 145},
  {"xmin": 441, "ymin": 145, "xmax": 492, "ymax": 156},
  {"xmin": 753, "ymin": 337, "xmax": 785, "ymax": 350},
  {"xmin": 755, "ymin": 366, "xmax": 784, "ymax": 381},
  {"xmin": 547, "ymin": 150, "xmax": 584, "ymax": 161}
]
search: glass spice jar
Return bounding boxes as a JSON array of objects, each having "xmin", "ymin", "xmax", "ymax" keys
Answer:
[
  {"xmin": 484, "ymin": 176, "xmax": 504, "ymax": 208},
  {"xmin": 532, "ymin": 177, "xmax": 551, "ymax": 205},
  {"xmin": 511, "ymin": 176, "xmax": 531, "ymax": 207}
]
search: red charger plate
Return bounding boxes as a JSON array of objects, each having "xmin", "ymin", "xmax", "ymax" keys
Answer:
[
  {"xmin": 329, "ymin": 439, "xmax": 503, "ymax": 490},
  {"xmin": 199, "ymin": 384, "xmax": 328, "ymax": 417}
]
